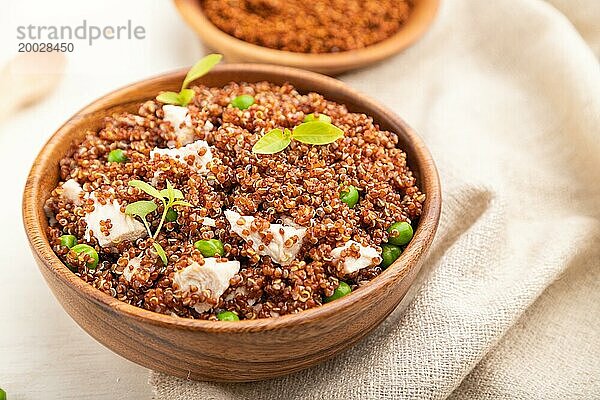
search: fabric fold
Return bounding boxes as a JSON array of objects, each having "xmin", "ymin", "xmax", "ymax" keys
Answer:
[{"xmin": 151, "ymin": 0, "xmax": 600, "ymax": 397}]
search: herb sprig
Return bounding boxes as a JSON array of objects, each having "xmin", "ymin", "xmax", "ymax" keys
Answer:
[
  {"xmin": 125, "ymin": 180, "xmax": 193, "ymax": 265},
  {"xmin": 156, "ymin": 54, "xmax": 223, "ymax": 107},
  {"xmin": 252, "ymin": 118, "xmax": 344, "ymax": 155}
]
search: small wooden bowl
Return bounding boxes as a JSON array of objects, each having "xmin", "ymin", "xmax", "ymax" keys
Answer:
[
  {"xmin": 22, "ymin": 64, "xmax": 441, "ymax": 382},
  {"xmin": 173, "ymin": 0, "xmax": 440, "ymax": 75}
]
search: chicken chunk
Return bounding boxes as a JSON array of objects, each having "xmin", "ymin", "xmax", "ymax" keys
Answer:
[{"xmin": 173, "ymin": 258, "xmax": 241, "ymax": 313}]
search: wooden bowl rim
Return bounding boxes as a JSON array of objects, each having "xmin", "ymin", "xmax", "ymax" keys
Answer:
[
  {"xmin": 173, "ymin": 0, "xmax": 440, "ymax": 71},
  {"xmin": 22, "ymin": 63, "xmax": 441, "ymax": 333}
]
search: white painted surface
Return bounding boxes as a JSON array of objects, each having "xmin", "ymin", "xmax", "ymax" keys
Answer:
[{"xmin": 0, "ymin": 0, "xmax": 202, "ymax": 398}]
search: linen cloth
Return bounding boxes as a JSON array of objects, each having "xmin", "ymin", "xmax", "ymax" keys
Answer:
[{"xmin": 151, "ymin": 0, "xmax": 600, "ymax": 398}]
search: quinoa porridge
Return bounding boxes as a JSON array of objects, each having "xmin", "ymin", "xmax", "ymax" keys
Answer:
[{"xmin": 45, "ymin": 66, "xmax": 425, "ymax": 321}]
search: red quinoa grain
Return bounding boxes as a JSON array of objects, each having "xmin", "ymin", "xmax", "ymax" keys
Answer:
[{"xmin": 200, "ymin": 0, "xmax": 414, "ymax": 53}]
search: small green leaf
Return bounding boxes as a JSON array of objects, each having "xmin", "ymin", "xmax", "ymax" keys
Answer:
[
  {"xmin": 252, "ymin": 128, "xmax": 292, "ymax": 154},
  {"xmin": 125, "ymin": 200, "xmax": 157, "ymax": 219},
  {"xmin": 178, "ymin": 89, "xmax": 195, "ymax": 106},
  {"xmin": 291, "ymin": 121, "xmax": 344, "ymax": 145},
  {"xmin": 171, "ymin": 200, "xmax": 193, "ymax": 207},
  {"xmin": 153, "ymin": 242, "xmax": 168, "ymax": 266},
  {"xmin": 159, "ymin": 189, "xmax": 172, "ymax": 201},
  {"xmin": 159, "ymin": 180, "xmax": 184, "ymax": 203},
  {"xmin": 129, "ymin": 180, "xmax": 163, "ymax": 199},
  {"xmin": 182, "ymin": 54, "xmax": 223, "ymax": 90},
  {"xmin": 171, "ymin": 189, "xmax": 184, "ymax": 199},
  {"xmin": 303, "ymin": 113, "xmax": 332, "ymax": 123},
  {"xmin": 160, "ymin": 188, "xmax": 184, "ymax": 201},
  {"xmin": 156, "ymin": 91, "xmax": 182, "ymax": 105}
]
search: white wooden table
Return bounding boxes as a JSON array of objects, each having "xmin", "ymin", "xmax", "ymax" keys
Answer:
[{"xmin": 0, "ymin": 1, "xmax": 203, "ymax": 398}]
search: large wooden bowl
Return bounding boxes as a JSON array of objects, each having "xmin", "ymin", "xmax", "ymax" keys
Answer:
[
  {"xmin": 173, "ymin": 0, "xmax": 440, "ymax": 75},
  {"xmin": 22, "ymin": 64, "xmax": 441, "ymax": 382}
]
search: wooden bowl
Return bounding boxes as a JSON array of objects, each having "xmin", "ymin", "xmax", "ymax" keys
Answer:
[
  {"xmin": 173, "ymin": 0, "xmax": 440, "ymax": 75},
  {"xmin": 22, "ymin": 64, "xmax": 441, "ymax": 382}
]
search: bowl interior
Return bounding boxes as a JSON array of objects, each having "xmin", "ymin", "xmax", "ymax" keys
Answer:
[{"xmin": 23, "ymin": 64, "xmax": 441, "ymax": 332}]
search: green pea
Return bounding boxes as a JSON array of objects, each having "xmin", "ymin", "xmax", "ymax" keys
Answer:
[
  {"xmin": 165, "ymin": 209, "xmax": 178, "ymax": 222},
  {"xmin": 324, "ymin": 281, "xmax": 352, "ymax": 303},
  {"xmin": 71, "ymin": 244, "xmax": 99, "ymax": 269},
  {"xmin": 217, "ymin": 311, "xmax": 239, "ymax": 321},
  {"xmin": 340, "ymin": 185, "xmax": 359, "ymax": 208},
  {"xmin": 381, "ymin": 244, "xmax": 402, "ymax": 268},
  {"xmin": 303, "ymin": 113, "xmax": 332, "ymax": 123},
  {"xmin": 387, "ymin": 221, "xmax": 413, "ymax": 246},
  {"xmin": 60, "ymin": 234, "xmax": 78, "ymax": 248},
  {"xmin": 194, "ymin": 239, "xmax": 225, "ymax": 257},
  {"xmin": 107, "ymin": 149, "xmax": 127, "ymax": 163},
  {"xmin": 0, "ymin": 388, "xmax": 6, "ymax": 400},
  {"xmin": 230, "ymin": 94, "xmax": 255, "ymax": 110}
]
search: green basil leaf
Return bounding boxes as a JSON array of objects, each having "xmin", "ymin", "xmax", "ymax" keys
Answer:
[
  {"xmin": 252, "ymin": 128, "xmax": 292, "ymax": 154},
  {"xmin": 129, "ymin": 180, "xmax": 163, "ymax": 199},
  {"xmin": 153, "ymin": 242, "xmax": 168, "ymax": 266},
  {"xmin": 125, "ymin": 200, "xmax": 157, "ymax": 219},
  {"xmin": 156, "ymin": 91, "xmax": 182, "ymax": 105},
  {"xmin": 291, "ymin": 121, "xmax": 344, "ymax": 145},
  {"xmin": 178, "ymin": 89, "xmax": 195, "ymax": 106},
  {"xmin": 181, "ymin": 54, "xmax": 223, "ymax": 90},
  {"xmin": 171, "ymin": 200, "xmax": 193, "ymax": 207}
]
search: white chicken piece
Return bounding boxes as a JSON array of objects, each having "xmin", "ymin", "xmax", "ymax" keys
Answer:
[
  {"xmin": 122, "ymin": 257, "xmax": 141, "ymax": 283},
  {"xmin": 224, "ymin": 210, "xmax": 307, "ymax": 266},
  {"xmin": 150, "ymin": 140, "xmax": 213, "ymax": 173},
  {"xmin": 173, "ymin": 258, "xmax": 241, "ymax": 313},
  {"xmin": 83, "ymin": 195, "xmax": 147, "ymax": 247},
  {"xmin": 162, "ymin": 104, "xmax": 195, "ymax": 145},
  {"xmin": 331, "ymin": 240, "xmax": 381, "ymax": 274},
  {"xmin": 201, "ymin": 217, "xmax": 217, "ymax": 227},
  {"xmin": 162, "ymin": 105, "xmax": 214, "ymax": 145},
  {"xmin": 60, "ymin": 179, "xmax": 84, "ymax": 205}
]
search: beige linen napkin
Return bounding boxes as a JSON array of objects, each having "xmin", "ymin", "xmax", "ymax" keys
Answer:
[{"xmin": 151, "ymin": 0, "xmax": 600, "ymax": 398}]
